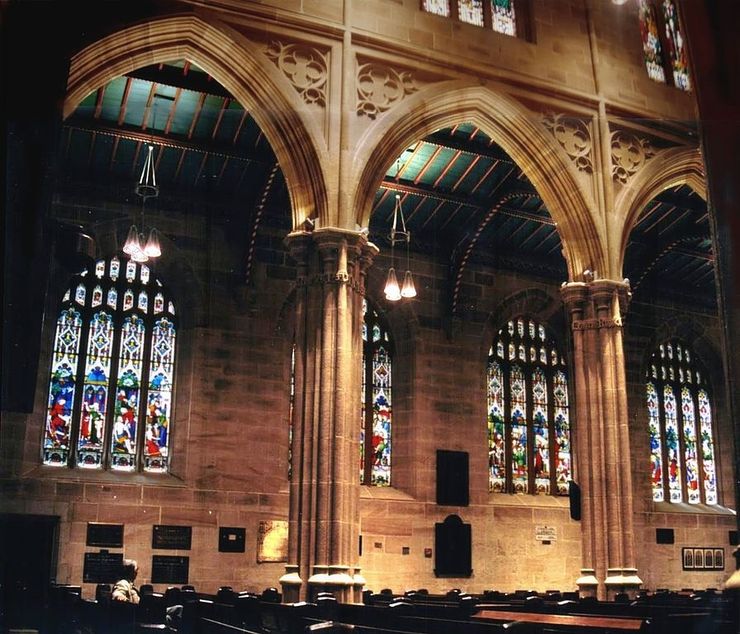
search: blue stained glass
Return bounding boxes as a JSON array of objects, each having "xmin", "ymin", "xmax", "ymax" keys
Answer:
[
  {"xmin": 422, "ymin": 0, "xmax": 450, "ymax": 18},
  {"xmin": 661, "ymin": 0, "xmax": 690, "ymax": 90},
  {"xmin": 145, "ymin": 318, "xmax": 176, "ymax": 472},
  {"xmin": 458, "ymin": 0, "xmax": 484, "ymax": 26},
  {"xmin": 532, "ymin": 368, "xmax": 549, "ymax": 494},
  {"xmin": 492, "ymin": 0, "xmax": 516, "ymax": 36},
  {"xmin": 107, "ymin": 288, "xmax": 118, "ymax": 309},
  {"xmin": 43, "ymin": 308, "xmax": 82, "ymax": 466},
  {"xmin": 510, "ymin": 365, "xmax": 527, "ymax": 493},
  {"xmin": 698, "ymin": 389, "xmax": 717, "ymax": 504},
  {"xmin": 487, "ymin": 360, "xmax": 505, "ymax": 492},
  {"xmin": 638, "ymin": 0, "xmax": 666, "ymax": 83},
  {"xmin": 75, "ymin": 284, "xmax": 86, "ymax": 305},
  {"xmin": 647, "ymin": 382, "xmax": 663, "ymax": 502},
  {"xmin": 76, "ymin": 312, "xmax": 113, "ymax": 468}
]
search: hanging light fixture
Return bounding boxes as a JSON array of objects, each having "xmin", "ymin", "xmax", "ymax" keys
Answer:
[
  {"xmin": 123, "ymin": 105, "xmax": 163, "ymax": 262},
  {"xmin": 384, "ymin": 193, "xmax": 416, "ymax": 301}
]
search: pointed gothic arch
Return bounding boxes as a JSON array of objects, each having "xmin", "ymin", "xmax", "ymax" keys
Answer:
[
  {"xmin": 64, "ymin": 13, "xmax": 328, "ymax": 231},
  {"xmin": 351, "ymin": 81, "xmax": 604, "ymax": 281}
]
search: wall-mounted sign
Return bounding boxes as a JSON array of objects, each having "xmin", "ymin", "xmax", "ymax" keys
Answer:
[
  {"xmin": 256, "ymin": 520, "xmax": 288, "ymax": 563},
  {"xmin": 86, "ymin": 523, "xmax": 124, "ymax": 548},
  {"xmin": 83, "ymin": 551, "xmax": 123, "ymax": 583},
  {"xmin": 535, "ymin": 525, "xmax": 557, "ymax": 543},
  {"xmin": 219, "ymin": 527, "xmax": 246, "ymax": 553},
  {"xmin": 151, "ymin": 555, "xmax": 190, "ymax": 584},
  {"xmin": 152, "ymin": 524, "xmax": 192, "ymax": 550}
]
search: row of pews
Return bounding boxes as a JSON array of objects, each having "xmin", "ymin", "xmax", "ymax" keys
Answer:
[{"xmin": 44, "ymin": 583, "xmax": 739, "ymax": 634}]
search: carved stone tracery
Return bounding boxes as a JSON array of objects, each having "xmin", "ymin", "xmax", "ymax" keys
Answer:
[
  {"xmin": 611, "ymin": 130, "xmax": 656, "ymax": 184},
  {"xmin": 266, "ymin": 41, "xmax": 328, "ymax": 107},
  {"xmin": 542, "ymin": 112, "xmax": 593, "ymax": 173},
  {"xmin": 356, "ymin": 62, "xmax": 418, "ymax": 119}
]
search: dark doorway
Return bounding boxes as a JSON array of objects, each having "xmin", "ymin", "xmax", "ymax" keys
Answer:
[{"xmin": 1, "ymin": 514, "xmax": 59, "ymax": 630}]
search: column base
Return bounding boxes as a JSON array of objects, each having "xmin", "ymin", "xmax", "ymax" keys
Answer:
[
  {"xmin": 279, "ymin": 566, "xmax": 303, "ymax": 603},
  {"xmin": 576, "ymin": 569, "xmax": 599, "ymax": 599},
  {"xmin": 308, "ymin": 565, "xmax": 356, "ymax": 602},
  {"xmin": 604, "ymin": 568, "xmax": 643, "ymax": 600}
]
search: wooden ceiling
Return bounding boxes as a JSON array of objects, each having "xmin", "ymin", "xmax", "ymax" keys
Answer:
[{"xmin": 52, "ymin": 60, "xmax": 715, "ymax": 308}]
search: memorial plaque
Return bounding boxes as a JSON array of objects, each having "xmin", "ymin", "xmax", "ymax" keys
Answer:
[
  {"xmin": 151, "ymin": 555, "xmax": 189, "ymax": 584},
  {"xmin": 83, "ymin": 551, "xmax": 123, "ymax": 583},
  {"xmin": 152, "ymin": 524, "xmax": 192, "ymax": 550},
  {"xmin": 256, "ymin": 520, "xmax": 288, "ymax": 563},
  {"xmin": 86, "ymin": 522, "xmax": 124, "ymax": 548},
  {"xmin": 219, "ymin": 527, "xmax": 246, "ymax": 553}
]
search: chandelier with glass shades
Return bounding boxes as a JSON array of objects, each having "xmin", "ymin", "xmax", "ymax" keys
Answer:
[
  {"xmin": 123, "ymin": 143, "xmax": 161, "ymax": 262},
  {"xmin": 383, "ymin": 192, "xmax": 416, "ymax": 301}
]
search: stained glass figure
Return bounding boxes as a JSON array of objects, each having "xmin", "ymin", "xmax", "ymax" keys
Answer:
[
  {"xmin": 487, "ymin": 316, "xmax": 569, "ymax": 496},
  {"xmin": 681, "ymin": 386, "xmax": 700, "ymax": 503},
  {"xmin": 92, "ymin": 285, "xmax": 103, "ymax": 307},
  {"xmin": 76, "ymin": 312, "xmax": 113, "ymax": 468},
  {"xmin": 487, "ymin": 359, "xmax": 505, "ymax": 492},
  {"xmin": 144, "ymin": 318, "xmax": 176, "ymax": 473},
  {"xmin": 491, "ymin": 0, "xmax": 516, "ymax": 36},
  {"xmin": 458, "ymin": 0, "xmax": 484, "ymax": 26},
  {"xmin": 646, "ymin": 340, "xmax": 716, "ymax": 505},
  {"xmin": 647, "ymin": 382, "xmax": 663, "ymax": 501},
  {"xmin": 697, "ymin": 389, "xmax": 717, "ymax": 504},
  {"xmin": 510, "ymin": 365, "xmax": 528, "ymax": 493},
  {"xmin": 532, "ymin": 368, "xmax": 549, "ymax": 494},
  {"xmin": 661, "ymin": 0, "xmax": 690, "ymax": 90},
  {"xmin": 553, "ymin": 370, "xmax": 571, "ymax": 495},
  {"xmin": 422, "ymin": 0, "xmax": 450, "ymax": 18},
  {"xmin": 111, "ymin": 315, "xmax": 146, "ymax": 471},
  {"xmin": 361, "ymin": 300, "xmax": 393, "ymax": 486},
  {"xmin": 41, "ymin": 257, "xmax": 177, "ymax": 473},
  {"xmin": 43, "ymin": 308, "xmax": 82, "ymax": 465}
]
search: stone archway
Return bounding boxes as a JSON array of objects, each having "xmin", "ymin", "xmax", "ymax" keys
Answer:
[
  {"xmin": 614, "ymin": 145, "xmax": 706, "ymax": 276},
  {"xmin": 351, "ymin": 81, "xmax": 604, "ymax": 282},
  {"xmin": 64, "ymin": 13, "xmax": 328, "ymax": 231}
]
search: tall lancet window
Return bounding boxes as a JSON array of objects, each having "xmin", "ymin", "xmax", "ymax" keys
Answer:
[
  {"xmin": 638, "ymin": 0, "xmax": 690, "ymax": 90},
  {"xmin": 43, "ymin": 257, "xmax": 176, "ymax": 473},
  {"xmin": 487, "ymin": 318, "xmax": 570, "ymax": 495},
  {"xmin": 647, "ymin": 340, "xmax": 717, "ymax": 504},
  {"xmin": 360, "ymin": 300, "xmax": 393, "ymax": 486}
]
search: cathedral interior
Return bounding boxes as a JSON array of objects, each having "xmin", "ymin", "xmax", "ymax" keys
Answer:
[{"xmin": 1, "ymin": 0, "xmax": 739, "ymax": 631}]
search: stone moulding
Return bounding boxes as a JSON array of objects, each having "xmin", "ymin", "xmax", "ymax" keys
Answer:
[
  {"xmin": 356, "ymin": 62, "xmax": 418, "ymax": 119},
  {"xmin": 266, "ymin": 40, "xmax": 328, "ymax": 108},
  {"xmin": 611, "ymin": 130, "xmax": 655, "ymax": 184},
  {"xmin": 542, "ymin": 112, "xmax": 593, "ymax": 174}
]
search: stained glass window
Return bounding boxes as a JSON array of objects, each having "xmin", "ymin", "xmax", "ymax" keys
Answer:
[
  {"xmin": 459, "ymin": 0, "xmax": 484, "ymax": 27},
  {"xmin": 422, "ymin": 0, "xmax": 519, "ymax": 37},
  {"xmin": 491, "ymin": 0, "xmax": 516, "ymax": 36},
  {"xmin": 422, "ymin": 0, "xmax": 450, "ymax": 18},
  {"xmin": 360, "ymin": 300, "xmax": 393, "ymax": 486},
  {"xmin": 486, "ymin": 316, "xmax": 569, "ymax": 496},
  {"xmin": 645, "ymin": 339, "xmax": 717, "ymax": 504},
  {"xmin": 42, "ymin": 257, "xmax": 177, "ymax": 472},
  {"xmin": 638, "ymin": 0, "xmax": 690, "ymax": 90}
]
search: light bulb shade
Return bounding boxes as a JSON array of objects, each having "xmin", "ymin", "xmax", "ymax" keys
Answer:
[
  {"xmin": 122, "ymin": 225, "xmax": 141, "ymax": 255},
  {"xmin": 136, "ymin": 144, "xmax": 159, "ymax": 199},
  {"xmin": 130, "ymin": 245, "xmax": 149, "ymax": 263},
  {"xmin": 401, "ymin": 270, "xmax": 417, "ymax": 298},
  {"xmin": 384, "ymin": 267, "xmax": 401, "ymax": 301},
  {"xmin": 143, "ymin": 228, "xmax": 161, "ymax": 258}
]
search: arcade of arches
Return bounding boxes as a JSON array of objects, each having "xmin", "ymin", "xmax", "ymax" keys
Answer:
[{"xmin": 1, "ymin": 0, "xmax": 738, "ymax": 613}]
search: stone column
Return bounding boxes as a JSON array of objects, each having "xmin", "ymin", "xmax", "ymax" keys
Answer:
[
  {"xmin": 561, "ymin": 278, "xmax": 642, "ymax": 600},
  {"xmin": 280, "ymin": 227, "xmax": 377, "ymax": 603}
]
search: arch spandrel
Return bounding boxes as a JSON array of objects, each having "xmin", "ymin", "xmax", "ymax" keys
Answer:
[
  {"xmin": 64, "ymin": 13, "xmax": 328, "ymax": 232},
  {"xmin": 614, "ymin": 146, "xmax": 706, "ymax": 279},
  {"xmin": 351, "ymin": 81, "xmax": 605, "ymax": 282}
]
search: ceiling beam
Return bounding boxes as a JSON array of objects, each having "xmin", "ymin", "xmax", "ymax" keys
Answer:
[
  {"xmin": 423, "ymin": 130, "xmax": 514, "ymax": 164},
  {"xmin": 126, "ymin": 64, "xmax": 234, "ymax": 99},
  {"xmin": 63, "ymin": 116, "xmax": 271, "ymax": 165}
]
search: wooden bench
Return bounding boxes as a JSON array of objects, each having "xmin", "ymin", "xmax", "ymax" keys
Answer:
[{"xmin": 473, "ymin": 609, "xmax": 648, "ymax": 633}]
